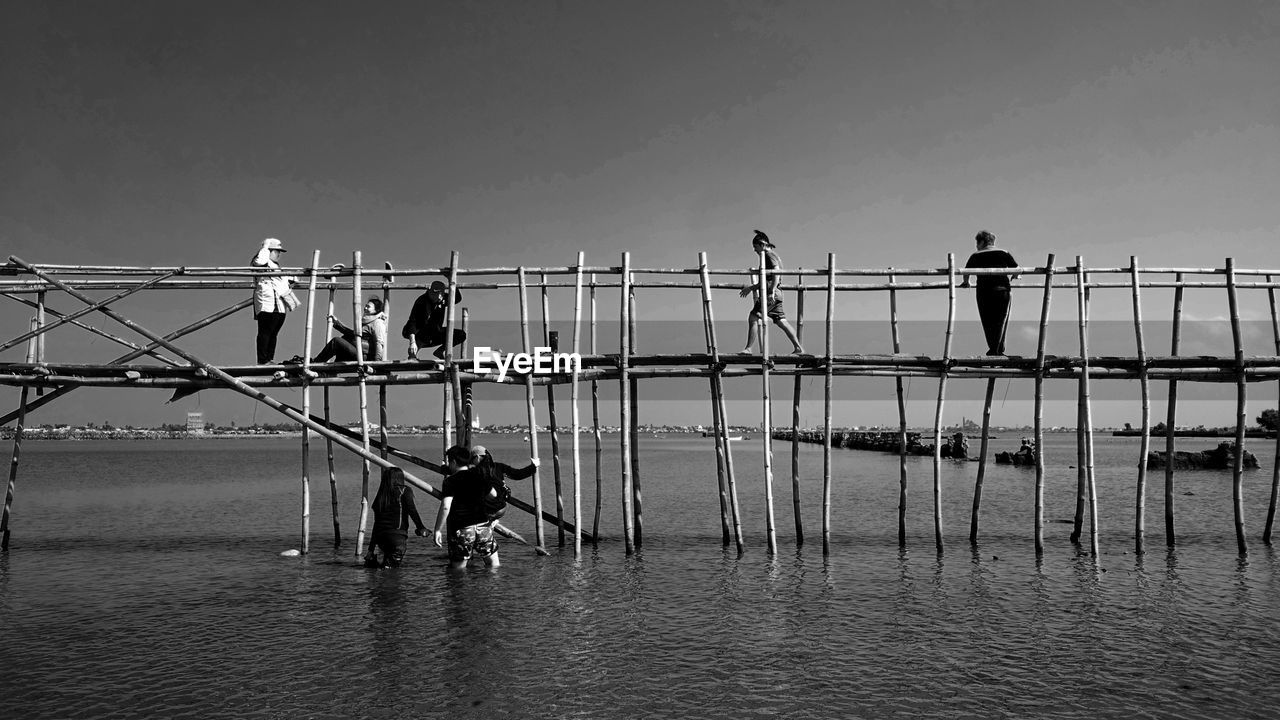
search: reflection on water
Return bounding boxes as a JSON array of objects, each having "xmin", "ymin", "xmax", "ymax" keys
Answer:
[{"xmin": 1, "ymin": 436, "xmax": 1279, "ymax": 718}]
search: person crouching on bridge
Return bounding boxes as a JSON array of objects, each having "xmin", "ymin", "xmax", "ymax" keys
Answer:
[
  {"xmin": 432, "ymin": 445, "xmax": 539, "ymax": 570},
  {"xmin": 364, "ymin": 466, "xmax": 428, "ymax": 569},
  {"xmin": 739, "ymin": 229, "xmax": 804, "ymax": 355},
  {"xmin": 402, "ymin": 279, "xmax": 466, "ymax": 360}
]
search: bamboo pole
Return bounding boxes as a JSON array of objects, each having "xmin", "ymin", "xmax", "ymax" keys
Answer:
[
  {"xmin": 758, "ymin": 247, "xmax": 778, "ymax": 555},
  {"xmin": 629, "ymin": 282, "xmax": 643, "ymax": 548},
  {"xmin": 700, "ymin": 252, "xmax": 742, "ymax": 552},
  {"xmin": 2, "ymin": 323, "xmax": 34, "ymax": 550},
  {"xmin": 1076, "ymin": 257, "xmax": 1099, "ymax": 557},
  {"xmin": 0, "ymin": 272, "xmax": 176, "ymax": 354},
  {"xmin": 517, "ymin": 268, "xmax": 546, "ymax": 548},
  {"xmin": 0, "ymin": 298, "xmax": 252, "ymax": 427},
  {"xmin": 889, "ymin": 270, "xmax": 909, "ymax": 547},
  {"xmin": 443, "ymin": 252, "xmax": 460, "ymax": 453},
  {"xmin": 542, "ymin": 274, "xmax": 566, "ymax": 546},
  {"xmin": 791, "ymin": 283, "xmax": 806, "ymax": 546},
  {"xmin": 1265, "ymin": 274, "xmax": 1280, "ymax": 544},
  {"xmin": 352, "ymin": 252, "xmax": 373, "ymax": 560},
  {"xmin": 620, "ymin": 251, "xmax": 635, "ymax": 554},
  {"xmin": 571, "ymin": 251, "xmax": 584, "ymax": 557},
  {"xmin": 323, "ymin": 284, "xmax": 340, "ymax": 549},
  {"xmin": 305, "ymin": 411, "xmax": 591, "ymax": 540},
  {"xmin": 701, "ymin": 257, "xmax": 730, "ymax": 546},
  {"xmin": 1165, "ymin": 272, "xmax": 1185, "ymax": 546},
  {"xmin": 1033, "ymin": 254, "xmax": 1056, "ymax": 556},
  {"xmin": 380, "ymin": 263, "xmax": 394, "ymax": 456},
  {"xmin": 1, "ymin": 385, "xmax": 29, "ymax": 550},
  {"xmin": 969, "ymin": 377, "xmax": 996, "ymax": 545},
  {"xmin": 1130, "ymin": 257, "xmax": 1150, "ymax": 555},
  {"xmin": 1072, "ymin": 269, "xmax": 1089, "ymax": 546},
  {"xmin": 299, "ymin": 250, "xmax": 321, "ymax": 555},
  {"xmin": 931, "ymin": 254, "xmax": 957, "ymax": 553},
  {"xmin": 458, "ymin": 308, "xmax": 471, "ymax": 447},
  {"xmin": 1, "ymin": 293, "xmax": 180, "ymax": 366},
  {"xmin": 1225, "ymin": 257, "xmax": 1248, "ymax": 556},
  {"xmin": 590, "ymin": 273, "xmax": 603, "ymax": 545},
  {"xmin": 823, "ymin": 254, "xmax": 837, "ymax": 555}
]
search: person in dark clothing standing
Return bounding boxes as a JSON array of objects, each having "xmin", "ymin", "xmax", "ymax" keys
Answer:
[
  {"xmin": 961, "ymin": 230, "xmax": 1019, "ymax": 356},
  {"xmin": 432, "ymin": 445, "xmax": 538, "ymax": 570},
  {"xmin": 364, "ymin": 466, "xmax": 427, "ymax": 568},
  {"xmin": 402, "ymin": 280, "xmax": 467, "ymax": 360}
]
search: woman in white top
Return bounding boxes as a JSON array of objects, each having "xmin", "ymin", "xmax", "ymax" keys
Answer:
[{"xmin": 251, "ymin": 238, "xmax": 297, "ymax": 364}]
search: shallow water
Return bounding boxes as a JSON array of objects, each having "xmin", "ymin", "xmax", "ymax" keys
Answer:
[{"xmin": 3, "ymin": 433, "xmax": 1280, "ymax": 719}]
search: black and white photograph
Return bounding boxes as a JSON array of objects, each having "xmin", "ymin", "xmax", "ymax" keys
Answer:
[{"xmin": 3, "ymin": 2, "xmax": 1280, "ymax": 718}]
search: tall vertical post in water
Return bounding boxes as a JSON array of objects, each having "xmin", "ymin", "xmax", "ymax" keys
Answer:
[
  {"xmin": 1033, "ymin": 255, "xmax": 1056, "ymax": 555},
  {"xmin": 1130, "ymin": 257, "xmax": 1150, "ymax": 555},
  {"xmin": 1, "ymin": 384, "xmax": 29, "ymax": 551},
  {"xmin": 1076, "ymin": 257, "xmax": 1099, "ymax": 557},
  {"xmin": 542, "ymin": 273, "xmax": 565, "ymax": 546},
  {"xmin": 932, "ymin": 254, "xmax": 957, "ymax": 553},
  {"xmin": 969, "ymin": 377, "xmax": 996, "ymax": 545},
  {"xmin": 352, "ymin": 252, "xmax": 373, "ymax": 560},
  {"xmin": 628, "ymin": 281, "xmax": 643, "ymax": 548},
  {"xmin": 517, "ymin": 267, "xmax": 545, "ymax": 548},
  {"xmin": 700, "ymin": 252, "xmax": 743, "ymax": 553},
  {"xmin": 791, "ymin": 282, "xmax": 806, "ymax": 546},
  {"xmin": 700, "ymin": 254, "xmax": 731, "ymax": 545},
  {"xmin": 823, "ymin": 254, "xmax": 837, "ymax": 555},
  {"xmin": 890, "ymin": 271, "xmax": 908, "ymax": 547},
  {"xmin": 442, "ymin": 252, "xmax": 460, "ymax": 453},
  {"xmin": 299, "ymin": 250, "xmax": 321, "ymax": 555},
  {"xmin": 1264, "ymin": 273, "xmax": 1280, "ymax": 544},
  {"xmin": 323, "ymin": 284, "xmax": 340, "ymax": 549},
  {"xmin": 590, "ymin": 273, "xmax": 604, "ymax": 544},
  {"xmin": 619, "ymin": 252, "xmax": 635, "ymax": 554},
  {"xmin": 758, "ymin": 247, "xmax": 778, "ymax": 554},
  {"xmin": 1225, "ymin": 258, "xmax": 1249, "ymax": 556},
  {"xmin": 571, "ymin": 252, "xmax": 584, "ymax": 558},
  {"xmin": 1165, "ymin": 272, "xmax": 1185, "ymax": 546}
]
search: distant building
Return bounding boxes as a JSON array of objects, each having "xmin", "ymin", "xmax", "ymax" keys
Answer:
[{"xmin": 186, "ymin": 412, "xmax": 205, "ymax": 434}]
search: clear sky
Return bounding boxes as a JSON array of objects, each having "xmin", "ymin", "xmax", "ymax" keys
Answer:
[{"xmin": 3, "ymin": 1, "xmax": 1279, "ymax": 430}]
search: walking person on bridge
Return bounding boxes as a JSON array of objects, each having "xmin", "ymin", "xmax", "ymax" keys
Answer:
[{"xmin": 739, "ymin": 229, "xmax": 804, "ymax": 355}]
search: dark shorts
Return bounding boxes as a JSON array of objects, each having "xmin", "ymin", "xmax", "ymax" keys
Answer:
[
  {"xmin": 448, "ymin": 523, "xmax": 498, "ymax": 563},
  {"xmin": 749, "ymin": 295, "xmax": 786, "ymax": 322},
  {"xmin": 366, "ymin": 531, "xmax": 407, "ymax": 568}
]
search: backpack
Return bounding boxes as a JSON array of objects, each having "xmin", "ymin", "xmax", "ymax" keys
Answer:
[{"xmin": 483, "ymin": 480, "xmax": 511, "ymax": 521}]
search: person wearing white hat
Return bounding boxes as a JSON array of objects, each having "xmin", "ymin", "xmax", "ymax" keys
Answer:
[{"xmin": 250, "ymin": 238, "xmax": 298, "ymax": 364}]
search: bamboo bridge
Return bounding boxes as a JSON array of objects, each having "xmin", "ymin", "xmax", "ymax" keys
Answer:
[{"xmin": 2, "ymin": 251, "xmax": 1279, "ymax": 559}]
